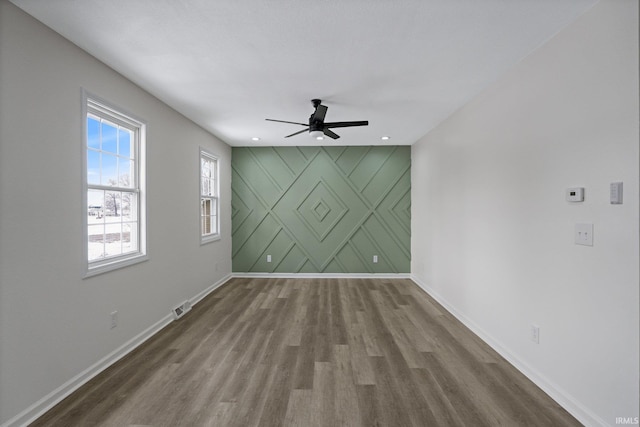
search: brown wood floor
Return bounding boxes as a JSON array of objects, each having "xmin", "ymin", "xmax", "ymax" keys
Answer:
[{"xmin": 31, "ymin": 278, "xmax": 581, "ymax": 427}]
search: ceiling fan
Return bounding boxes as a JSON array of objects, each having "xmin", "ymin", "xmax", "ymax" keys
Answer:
[{"xmin": 266, "ymin": 99, "xmax": 368, "ymax": 140}]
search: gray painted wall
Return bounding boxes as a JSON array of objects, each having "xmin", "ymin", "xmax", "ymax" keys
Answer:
[
  {"xmin": 411, "ymin": 1, "xmax": 639, "ymax": 424},
  {"xmin": 0, "ymin": 2, "xmax": 232, "ymax": 423}
]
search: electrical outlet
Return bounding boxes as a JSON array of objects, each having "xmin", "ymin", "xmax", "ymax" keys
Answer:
[
  {"xmin": 373, "ymin": 255, "xmax": 378, "ymax": 263},
  {"xmin": 574, "ymin": 223, "xmax": 593, "ymax": 246},
  {"xmin": 266, "ymin": 254, "xmax": 272, "ymax": 263},
  {"xmin": 531, "ymin": 324, "xmax": 540, "ymax": 344},
  {"xmin": 110, "ymin": 311, "xmax": 118, "ymax": 329}
]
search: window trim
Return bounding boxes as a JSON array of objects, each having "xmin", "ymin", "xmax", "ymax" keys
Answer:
[
  {"xmin": 82, "ymin": 90, "xmax": 148, "ymax": 277},
  {"xmin": 200, "ymin": 148, "xmax": 220, "ymax": 244}
]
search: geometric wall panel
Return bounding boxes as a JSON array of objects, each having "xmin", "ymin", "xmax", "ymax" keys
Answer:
[{"xmin": 231, "ymin": 146, "xmax": 410, "ymax": 273}]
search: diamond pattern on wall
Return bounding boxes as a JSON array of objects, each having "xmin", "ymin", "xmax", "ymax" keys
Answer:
[
  {"xmin": 296, "ymin": 180, "xmax": 348, "ymax": 242},
  {"xmin": 232, "ymin": 146, "xmax": 410, "ymax": 273},
  {"xmin": 311, "ymin": 199, "xmax": 330, "ymax": 222}
]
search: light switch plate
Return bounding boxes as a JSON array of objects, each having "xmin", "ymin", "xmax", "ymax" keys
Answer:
[
  {"xmin": 575, "ymin": 223, "xmax": 593, "ymax": 246},
  {"xmin": 610, "ymin": 182, "xmax": 623, "ymax": 204}
]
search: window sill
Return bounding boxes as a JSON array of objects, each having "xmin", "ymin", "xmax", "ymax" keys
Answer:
[
  {"xmin": 201, "ymin": 234, "xmax": 221, "ymax": 245},
  {"xmin": 84, "ymin": 253, "xmax": 149, "ymax": 278}
]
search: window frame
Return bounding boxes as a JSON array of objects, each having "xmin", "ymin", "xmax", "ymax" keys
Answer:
[
  {"xmin": 200, "ymin": 148, "xmax": 220, "ymax": 244},
  {"xmin": 82, "ymin": 90, "xmax": 148, "ymax": 277}
]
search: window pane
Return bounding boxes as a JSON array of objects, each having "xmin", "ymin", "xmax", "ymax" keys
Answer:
[
  {"xmin": 102, "ymin": 154, "xmax": 118, "ymax": 186},
  {"xmin": 122, "ymin": 223, "xmax": 137, "ymax": 254},
  {"xmin": 201, "ymin": 198, "xmax": 211, "ymax": 235},
  {"xmin": 101, "ymin": 121, "xmax": 117, "ymax": 153},
  {"xmin": 210, "ymin": 198, "xmax": 217, "ymax": 215},
  {"xmin": 201, "ymin": 198, "xmax": 211, "ymax": 216},
  {"xmin": 119, "ymin": 128, "xmax": 131, "ymax": 157},
  {"xmin": 104, "ymin": 223, "xmax": 123, "ymax": 258},
  {"xmin": 210, "ymin": 198, "xmax": 218, "ymax": 234},
  {"xmin": 118, "ymin": 158, "xmax": 132, "ymax": 187},
  {"xmin": 202, "ymin": 158, "xmax": 210, "ymax": 178},
  {"xmin": 87, "ymin": 117, "xmax": 100, "ymax": 149},
  {"xmin": 209, "ymin": 177, "xmax": 216, "ymax": 196},
  {"xmin": 202, "ymin": 216, "xmax": 211, "ymax": 235},
  {"xmin": 202, "ymin": 178, "xmax": 210, "ymax": 196},
  {"xmin": 121, "ymin": 192, "xmax": 136, "ymax": 221},
  {"xmin": 105, "ymin": 191, "xmax": 121, "ymax": 221},
  {"xmin": 88, "ymin": 189, "xmax": 104, "ymax": 224},
  {"xmin": 87, "ymin": 150, "xmax": 101, "ymax": 185},
  {"xmin": 201, "ymin": 197, "xmax": 218, "ymax": 237},
  {"xmin": 88, "ymin": 224, "xmax": 105, "ymax": 261}
]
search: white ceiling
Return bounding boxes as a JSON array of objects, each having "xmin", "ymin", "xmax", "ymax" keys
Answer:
[{"xmin": 11, "ymin": 0, "xmax": 597, "ymax": 146}]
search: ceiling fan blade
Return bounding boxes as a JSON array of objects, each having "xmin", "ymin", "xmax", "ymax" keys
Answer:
[
  {"xmin": 266, "ymin": 119, "xmax": 308, "ymax": 126},
  {"xmin": 323, "ymin": 129, "xmax": 340, "ymax": 139},
  {"xmin": 323, "ymin": 121, "xmax": 369, "ymax": 129},
  {"xmin": 312, "ymin": 104, "xmax": 328, "ymax": 122},
  {"xmin": 285, "ymin": 128, "xmax": 309, "ymax": 138}
]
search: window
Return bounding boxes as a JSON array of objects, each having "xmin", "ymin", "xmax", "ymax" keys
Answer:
[
  {"xmin": 200, "ymin": 149, "xmax": 219, "ymax": 243},
  {"xmin": 83, "ymin": 92, "xmax": 147, "ymax": 276}
]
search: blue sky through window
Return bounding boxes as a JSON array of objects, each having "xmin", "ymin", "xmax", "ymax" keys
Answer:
[
  {"xmin": 87, "ymin": 117, "xmax": 100, "ymax": 148},
  {"xmin": 101, "ymin": 121, "xmax": 117, "ymax": 153},
  {"xmin": 87, "ymin": 116, "xmax": 135, "ymax": 207},
  {"xmin": 119, "ymin": 128, "xmax": 130, "ymax": 157}
]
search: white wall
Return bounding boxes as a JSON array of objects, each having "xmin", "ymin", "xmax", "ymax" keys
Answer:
[
  {"xmin": 411, "ymin": 1, "xmax": 639, "ymax": 426},
  {"xmin": 0, "ymin": 1, "xmax": 232, "ymax": 424}
]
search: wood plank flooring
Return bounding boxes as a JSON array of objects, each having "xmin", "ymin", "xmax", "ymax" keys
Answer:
[{"xmin": 30, "ymin": 278, "xmax": 581, "ymax": 427}]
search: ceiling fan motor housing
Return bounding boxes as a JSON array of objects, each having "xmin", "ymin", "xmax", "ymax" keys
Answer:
[
  {"xmin": 266, "ymin": 98, "xmax": 367, "ymax": 140},
  {"xmin": 309, "ymin": 121, "xmax": 323, "ymax": 131}
]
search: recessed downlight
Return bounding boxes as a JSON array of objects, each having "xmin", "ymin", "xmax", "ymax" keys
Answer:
[
  {"xmin": 381, "ymin": 136, "xmax": 390, "ymax": 140},
  {"xmin": 251, "ymin": 137, "xmax": 261, "ymax": 141}
]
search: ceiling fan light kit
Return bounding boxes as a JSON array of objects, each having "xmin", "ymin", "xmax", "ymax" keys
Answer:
[
  {"xmin": 309, "ymin": 130, "xmax": 324, "ymax": 140},
  {"xmin": 266, "ymin": 99, "xmax": 368, "ymax": 140}
]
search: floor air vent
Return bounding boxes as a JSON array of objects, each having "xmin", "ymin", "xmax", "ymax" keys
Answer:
[{"xmin": 172, "ymin": 301, "xmax": 192, "ymax": 320}]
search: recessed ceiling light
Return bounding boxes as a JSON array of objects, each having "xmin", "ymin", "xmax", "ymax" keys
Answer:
[
  {"xmin": 381, "ymin": 136, "xmax": 390, "ymax": 140},
  {"xmin": 251, "ymin": 137, "xmax": 260, "ymax": 141}
]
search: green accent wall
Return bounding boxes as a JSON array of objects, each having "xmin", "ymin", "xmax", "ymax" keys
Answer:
[{"xmin": 231, "ymin": 146, "xmax": 410, "ymax": 273}]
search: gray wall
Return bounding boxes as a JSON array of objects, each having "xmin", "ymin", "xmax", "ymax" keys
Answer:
[
  {"xmin": 411, "ymin": 1, "xmax": 639, "ymax": 425},
  {"xmin": 0, "ymin": 1, "xmax": 232, "ymax": 424}
]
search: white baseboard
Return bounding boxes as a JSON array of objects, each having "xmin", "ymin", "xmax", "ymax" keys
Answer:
[
  {"xmin": 2, "ymin": 274, "xmax": 233, "ymax": 427},
  {"xmin": 231, "ymin": 272, "xmax": 411, "ymax": 279},
  {"xmin": 409, "ymin": 275, "xmax": 607, "ymax": 427},
  {"xmin": 191, "ymin": 273, "xmax": 233, "ymax": 305},
  {"xmin": 1, "ymin": 315, "xmax": 174, "ymax": 427}
]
